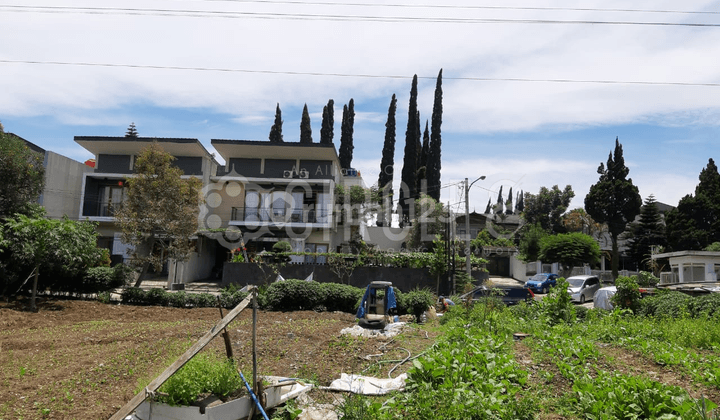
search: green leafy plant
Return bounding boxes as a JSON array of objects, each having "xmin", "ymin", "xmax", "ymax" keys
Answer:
[
  {"xmin": 538, "ymin": 277, "xmax": 576, "ymax": 325},
  {"xmin": 157, "ymin": 352, "xmax": 242, "ymax": 406},
  {"xmin": 611, "ymin": 275, "xmax": 642, "ymax": 312}
]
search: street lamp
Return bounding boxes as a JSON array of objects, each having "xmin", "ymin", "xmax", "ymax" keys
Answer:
[{"xmin": 465, "ymin": 176, "xmax": 486, "ymax": 277}]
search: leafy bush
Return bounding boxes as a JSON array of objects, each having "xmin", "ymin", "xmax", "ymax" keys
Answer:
[
  {"xmin": 146, "ymin": 288, "xmax": 170, "ymax": 306},
  {"xmin": 319, "ymin": 283, "xmax": 364, "ymax": 313},
  {"xmin": 169, "ymin": 291, "xmax": 188, "ymax": 308},
  {"xmin": 272, "ymin": 240, "xmax": 292, "ymax": 253},
  {"xmin": 611, "ymin": 276, "xmax": 642, "ymax": 312},
  {"xmin": 396, "ymin": 288, "xmax": 434, "ymax": 321},
  {"xmin": 636, "ymin": 271, "xmax": 659, "ymax": 287},
  {"xmin": 121, "ymin": 287, "xmax": 146, "ymax": 305},
  {"xmin": 690, "ymin": 293, "xmax": 720, "ymax": 318},
  {"xmin": 639, "ymin": 290, "xmax": 692, "ymax": 318},
  {"xmin": 219, "ymin": 284, "xmax": 249, "ymax": 308},
  {"xmin": 538, "ymin": 277, "xmax": 576, "ymax": 324},
  {"xmin": 265, "ymin": 279, "xmax": 322, "ymax": 311},
  {"xmin": 157, "ymin": 352, "xmax": 242, "ymax": 406}
]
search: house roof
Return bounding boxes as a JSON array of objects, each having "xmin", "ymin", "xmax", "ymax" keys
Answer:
[
  {"xmin": 75, "ymin": 136, "xmax": 215, "ymax": 159},
  {"xmin": 211, "ymin": 139, "xmax": 340, "ymax": 162},
  {"xmin": 653, "ymin": 250, "xmax": 720, "ymax": 260}
]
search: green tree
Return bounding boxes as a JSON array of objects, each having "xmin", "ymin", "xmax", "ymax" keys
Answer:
[
  {"xmin": 585, "ymin": 138, "xmax": 642, "ymax": 279},
  {"xmin": 377, "ymin": 94, "xmax": 397, "ymax": 227},
  {"xmin": 522, "ymin": 185, "xmax": 575, "ymax": 233},
  {"xmin": 399, "ymin": 75, "xmax": 419, "ymax": 225},
  {"xmin": 665, "ymin": 158, "xmax": 720, "ymax": 251},
  {"xmin": 517, "ymin": 223, "xmax": 548, "ymax": 262},
  {"xmin": 114, "ymin": 143, "xmax": 203, "ymax": 287},
  {"xmin": 426, "ymin": 69, "xmax": 443, "ymax": 202},
  {"xmin": 562, "ymin": 208, "xmax": 603, "ymax": 236},
  {"xmin": 1, "ymin": 214, "xmax": 100, "ymax": 310},
  {"xmin": 505, "ymin": 186, "xmax": 513, "ymax": 215},
  {"xmin": 269, "ymin": 103, "xmax": 284, "ymax": 143},
  {"xmin": 320, "ymin": 99, "xmax": 334, "ymax": 145},
  {"xmin": 495, "ymin": 185, "xmax": 504, "ymax": 214},
  {"xmin": 125, "ymin": 122, "xmax": 138, "ymax": 138},
  {"xmin": 405, "ymin": 194, "xmax": 446, "ymax": 250},
  {"xmin": 611, "ymin": 275, "xmax": 642, "ymax": 312},
  {"xmin": 539, "ymin": 232, "xmax": 601, "ymax": 277},
  {"xmin": 626, "ymin": 195, "xmax": 666, "ymax": 270},
  {"xmin": 0, "ymin": 129, "xmax": 45, "ymax": 219},
  {"xmin": 299, "ymin": 103, "xmax": 313, "ymax": 144},
  {"xmin": 339, "ymin": 99, "xmax": 355, "ymax": 169}
]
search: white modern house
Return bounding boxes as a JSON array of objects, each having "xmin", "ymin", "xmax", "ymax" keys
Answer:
[{"xmin": 652, "ymin": 250, "xmax": 720, "ymax": 284}]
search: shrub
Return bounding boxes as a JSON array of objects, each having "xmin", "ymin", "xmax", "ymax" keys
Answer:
[
  {"xmin": 397, "ymin": 288, "xmax": 434, "ymax": 321},
  {"xmin": 146, "ymin": 288, "xmax": 169, "ymax": 306},
  {"xmin": 611, "ymin": 276, "xmax": 642, "ymax": 312},
  {"xmin": 169, "ymin": 291, "xmax": 188, "ymax": 308},
  {"xmin": 265, "ymin": 279, "xmax": 322, "ymax": 311},
  {"xmin": 690, "ymin": 293, "xmax": 720, "ymax": 318},
  {"xmin": 538, "ymin": 277, "xmax": 576, "ymax": 325},
  {"xmin": 640, "ymin": 290, "xmax": 692, "ymax": 318},
  {"xmin": 272, "ymin": 240, "xmax": 292, "ymax": 253},
  {"xmin": 121, "ymin": 287, "xmax": 146, "ymax": 305},
  {"xmin": 83, "ymin": 267, "xmax": 118, "ymax": 294},
  {"xmin": 219, "ymin": 284, "xmax": 249, "ymax": 308},
  {"xmin": 193, "ymin": 293, "xmax": 217, "ymax": 308},
  {"xmin": 319, "ymin": 283, "xmax": 364, "ymax": 313}
]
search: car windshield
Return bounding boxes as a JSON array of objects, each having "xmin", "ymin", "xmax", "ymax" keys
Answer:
[
  {"xmin": 567, "ymin": 278, "xmax": 585, "ymax": 287},
  {"xmin": 529, "ymin": 274, "xmax": 546, "ymax": 281}
]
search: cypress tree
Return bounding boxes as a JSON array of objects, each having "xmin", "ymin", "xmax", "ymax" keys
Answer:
[
  {"xmin": 420, "ymin": 121, "xmax": 430, "ymax": 170},
  {"xmin": 377, "ymin": 94, "xmax": 397, "ymax": 226},
  {"xmin": 517, "ymin": 190, "xmax": 524, "ymax": 213},
  {"xmin": 484, "ymin": 199, "xmax": 492, "ymax": 214},
  {"xmin": 505, "ymin": 187, "xmax": 514, "ymax": 215},
  {"xmin": 320, "ymin": 99, "xmax": 334, "ymax": 144},
  {"xmin": 426, "ymin": 69, "xmax": 443, "ymax": 201},
  {"xmin": 495, "ymin": 185, "xmax": 504, "ymax": 214},
  {"xmin": 269, "ymin": 103, "xmax": 284, "ymax": 143},
  {"xmin": 399, "ymin": 75, "xmax": 419, "ymax": 224},
  {"xmin": 300, "ymin": 104, "xmax": 313, "ymax": 144},
  {"xmin": 339, "ymin": 99, "xmax": 355, "ymax": 169}
]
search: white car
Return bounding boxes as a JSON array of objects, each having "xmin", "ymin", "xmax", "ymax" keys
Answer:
[
  {"xmin": 593, "ymin": 286, "xmax": 617, "ymax": 310},
  {"xmin": 566, "ymin": 275, "xmax": 601, "ymax": 304}
]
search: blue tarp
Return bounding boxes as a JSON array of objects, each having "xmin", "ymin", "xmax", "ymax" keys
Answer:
[{"xmin": 356, "ymin": 285, "xmax": 396, "ymax": 319}]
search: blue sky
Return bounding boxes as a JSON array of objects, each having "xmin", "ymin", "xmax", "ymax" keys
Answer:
[{"xmin": 2, "ymin": 0, "xmax": 719, "ymax": 216}]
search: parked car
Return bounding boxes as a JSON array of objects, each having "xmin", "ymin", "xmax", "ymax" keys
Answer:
[
  {"xmin": 524, "ymin": 273, "xmax": 560, "ymax": 294},
  {"xmin": 593, "ymin": 286, "xmax": 617, "ymax": 310},
  {"xmin": 566, "ymin": 275, "xmax": 601, "ymax": 304},
  {"xmin": 460, "ymin": 285, "xmax": 535, "ymax": 306}
]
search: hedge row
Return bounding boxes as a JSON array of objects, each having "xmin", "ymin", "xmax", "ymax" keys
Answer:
[
  {"xmin": 115, "ymin": 280, "xmax": 436, "ymax": 316},
  {"xmin": 639, "ymin": 290, "xmax": 720, "ymax": 319}
]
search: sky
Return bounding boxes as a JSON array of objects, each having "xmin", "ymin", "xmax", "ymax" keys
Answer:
[{"xmin": 2, "ymin": 0, "xmax": 720, "ymax": 217}]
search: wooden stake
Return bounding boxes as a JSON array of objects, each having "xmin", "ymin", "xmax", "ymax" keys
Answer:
[{"xmin": 216, "ymin": 296, "xmax": 234, "ymax": 360}]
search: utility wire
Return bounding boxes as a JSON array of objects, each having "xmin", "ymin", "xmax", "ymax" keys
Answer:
[
  {"xmin": 1, "ymin": 5, "xmax": 720, "ymax": 27},
  {"xmin": 2, "ymin": 59, "xmax": 719, "ymax": 87},
  {"xmin": 164, "ymin": 0, "xmax": 720, "ymax": 17}
]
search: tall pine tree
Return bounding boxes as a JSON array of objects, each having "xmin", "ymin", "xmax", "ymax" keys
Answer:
[
  {"xmin": 300, "ymin": 104, "xmax": 313, "ymax": 144},
  {"xmin": 399, "ymin": 75, "xmax": 419, "ymax": 225},
  {"xmin": 505, "ymin": 187, "xmax": 514, "ymax": 215},
  {"xmin": 666, "ymin": 158, "xmax": 720, "ymax": 250},
  {"xmin": 426, "ymin": 69, "xmax": 443, "ymax": 201},
  {"xmin": 626, "ymin": 194, "xmax": 666, "ymax": 269},
  {"xmin": 377, "ymin": 94, "xmax": 397, "ymax": 226},
  {"xmin": 320, "ymin": 99, "xmax": 334, "ymax": 144},
  {"xmin": 339, "ymin": 99, "xmax": 355, "ymax": 169},
  {"xmin": 585, "ymin": 138, "xmax": 642, "ymax": 279},
  {"xmin": 269, "ymin": 103, "xmax": 284, "ymax": 143},
  {"xmin": 495, "ymin": 185, "xmax": 504, "ymax": 214},
  {"xmin": 125, "ymin": 122, "xmax": 138, "ymax": 138}
]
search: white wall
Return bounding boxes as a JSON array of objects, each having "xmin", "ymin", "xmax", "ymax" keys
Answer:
[{"xmin": 41, "ymin": 151, "xmax": 94, "ymax": 219}]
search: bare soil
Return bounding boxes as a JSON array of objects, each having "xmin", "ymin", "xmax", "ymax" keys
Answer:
[{"xmin": 0, "ymin": 296, "xmax": 438, "ymax": 420}]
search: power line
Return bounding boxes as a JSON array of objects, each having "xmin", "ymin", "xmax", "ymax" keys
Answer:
[
  {"xmin": 2, "ymin": 5, "xmax": 720, "ymax": 27},
  {"xmin": 2, "ymin": 59, "xmax": 719, "ymax": 87},
  {"xmin": 165, "ymin": 0, "xmax": 720, "ymax": 17}
]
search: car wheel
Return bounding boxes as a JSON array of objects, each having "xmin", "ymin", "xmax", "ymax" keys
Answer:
[
  {"xmin": 542, "ymin": 286, "xmax": 549, "ymax": 294},
  {"xmin": 579, "ymin": 294, "xmax": 586, "ymax": 304}
]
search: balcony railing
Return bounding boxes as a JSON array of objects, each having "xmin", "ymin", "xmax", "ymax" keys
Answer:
[
  {"xmin": 82, "ymin": 200, "xmax": 123, "ymax": 217},
  {"xmin": 231, "ymin": 207, "xmax": 330, "ymax": 224}
]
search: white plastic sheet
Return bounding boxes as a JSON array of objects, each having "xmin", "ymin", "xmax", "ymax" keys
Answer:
[{"xmin": 325, "ymin": 373, "xmax": 407, "ymax": 395}]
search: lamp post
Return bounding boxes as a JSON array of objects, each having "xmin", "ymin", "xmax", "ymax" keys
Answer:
[{"xmin": 465, "ymin": 176, "xmax": 486, "ymax": 277}]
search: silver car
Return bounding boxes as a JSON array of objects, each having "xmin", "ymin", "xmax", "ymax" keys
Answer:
[{"xmin": 566, "ymin": 275, "xmax": 601, "ymax": 304}]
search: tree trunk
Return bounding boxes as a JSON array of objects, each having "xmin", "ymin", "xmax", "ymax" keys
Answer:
[
  {"xmin": 133, "ymin": 236, "xmax": 156, "ymax": 288},
  {"xmin": 611, "ymin": 233, "xmax": 620, "ymax": 280},
  {"xmin": 31, "ymin": 267, "xmax": 39, "ymax": 312}
]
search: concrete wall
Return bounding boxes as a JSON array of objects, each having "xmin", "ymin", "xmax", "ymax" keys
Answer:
[
  {"xmin": 42, "ymin": 152, "xmax": 94, "ymax": 219},
  {"xmin": 168, "ymin": 238, "xmax": 216, "ymax": 283},
  {"xmin": 222, "ymin": 262, "xmax": 448, "ymax": 293},
  {"xmin": 365, "ymin": 226, "xmax": 410, "ymax": 251}
]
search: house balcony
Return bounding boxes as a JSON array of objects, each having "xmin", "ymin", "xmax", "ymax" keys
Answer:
[
  {"xmin": 81, "ymin": 199, "xmax": 124, "ymax": 219},
  {"xmin": 230, "ymin": 207, "xmax": 331, "ymax": 226}
]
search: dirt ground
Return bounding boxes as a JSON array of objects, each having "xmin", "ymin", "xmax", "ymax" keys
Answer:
[{"xmin": 0, "ymin": 297, "xmax": 439, "ymax": 420}]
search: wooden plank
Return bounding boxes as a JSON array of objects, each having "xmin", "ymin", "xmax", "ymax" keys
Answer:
[{"xmin": 109, "ymin": 294, "xmax": 252, "ymax": 420}]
